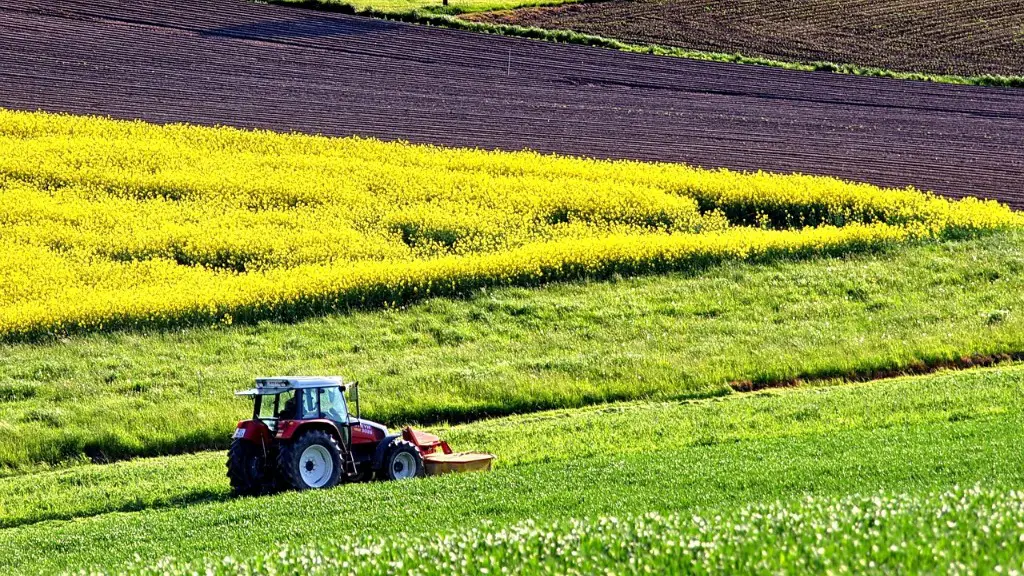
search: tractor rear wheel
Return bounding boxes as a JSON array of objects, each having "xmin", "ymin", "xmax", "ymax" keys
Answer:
[
  {"xmin": 278, "ymin": 430, "xmax": 343, "ymax": 490},
  {"xmin": 382, "ymin": 440, "xmax": 424, "ymax": 481},
  {"xmin": 226, "ymin": 438, "xmax": 269, "ymax": 496}
]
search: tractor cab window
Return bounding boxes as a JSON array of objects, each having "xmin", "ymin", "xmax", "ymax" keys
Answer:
[
  {"xmin": 257, "ymin": 390, "xmax": 297, "ymax": 421},
  {"xmin": 299, "ymin": 388, "xmax": 319, "ymax": 419},
  {"xmin": 278, "ymin": 390, "xmax": 298, "ymax": 419},
  {"xmin": 319, "ymin": 386, "xmax": 348, "ymax": 423}
]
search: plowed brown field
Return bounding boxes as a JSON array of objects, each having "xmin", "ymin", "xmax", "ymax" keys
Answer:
[
  {"xmin": 473, "ymin": 0, "xmax": 1024, "ymax": 78},
  {"xmin": 1, "ymin": 0, "xmax": 1023, "ymax": 207}
]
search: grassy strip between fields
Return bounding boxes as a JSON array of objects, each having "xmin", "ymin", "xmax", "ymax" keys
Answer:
[
  {"xmin": 2, "ymin": 231, "xmax": 1024, "ymax": 473},
  {"xmin": 271, "ymin": 0, "xmax": 1024, "ymax": 88},
  {"xmin": 286, "ymin": 0, "xmax": 581, "ymax": 14},
  {"xmin": 2, "ymin": 365, "xmax": 1024, "ymax": 573},
  {"xmin": 1, "ymin": 363, "xmax": 1022, "ymax": 531},
  {"xmin": 126, "ymin": 485, "xmax": 1024, "ymax": 575}
]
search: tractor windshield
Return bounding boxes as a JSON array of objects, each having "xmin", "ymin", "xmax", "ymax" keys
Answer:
[
  {"xmin": 251, "ymin": 387, "xmax": 347, "ymax": 423},
  {"xmin": 318, "ymin": 386, "xmax": 348, "ymax": 423}
]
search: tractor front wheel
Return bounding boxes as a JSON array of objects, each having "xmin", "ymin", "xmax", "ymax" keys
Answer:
[
  {"xmin": 382, "ymin": 440, "xmax": 424, "ymax": 481},
  {"xmin": 226, "ymin": 438, "xmax": 269, "ymax": 496},
  {"xmin": 278, "ymin": 430, "xmax": 343, "ymax": 490}
]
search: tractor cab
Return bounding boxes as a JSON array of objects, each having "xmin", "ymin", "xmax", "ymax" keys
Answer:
[
  {"xmin": 238, "ymin": 377, "xmax": 362, "ymax": 443},
  {"xmin": 227, "ymin": 376, "xmax": 493, "ymax": 496}
]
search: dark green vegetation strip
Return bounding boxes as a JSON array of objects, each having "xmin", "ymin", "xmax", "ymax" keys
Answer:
[
  {"xmin": 1, "ymin": 365, "xmax": 1023, "ymax": 573},
  {"xmin": 2, "ymin": 232, "xmax": 1023, "ymax": 472},
  {"xmin": 1, "ymin": 364, "xmax": 1020, "ymax": 530},
  {"xmin": 272, "ymin": 0, "xmax": 1024, "ymax": 87}
]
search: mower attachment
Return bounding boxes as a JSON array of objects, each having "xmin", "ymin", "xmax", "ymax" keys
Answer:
[{"xmin": 402, "ymin": 426, "xmax": 496, "ymax": 476}]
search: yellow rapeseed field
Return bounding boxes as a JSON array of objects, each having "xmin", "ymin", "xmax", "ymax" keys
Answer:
[{"xmin": 0, "ymin": 109, "xmax": 1017, "ymax": 340}]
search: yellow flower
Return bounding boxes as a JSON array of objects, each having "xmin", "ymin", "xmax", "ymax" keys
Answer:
[{"xmin": 0, "ymin": 109, "xmax": 1017, "ymax": 340}]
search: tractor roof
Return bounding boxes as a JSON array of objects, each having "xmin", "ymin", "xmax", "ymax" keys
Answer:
[{"xmin": 235, "ymin": 376, "xmax": 347, "ymax": 396}]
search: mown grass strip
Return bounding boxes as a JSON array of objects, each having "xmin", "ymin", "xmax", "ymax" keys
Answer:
[
  {"xmin": 271, "ymin": 0, "xmax": 1024, "ymax": 88},
  {"xmin": 2, "ymin": 364, "xmax": 1020, "ymax": 531}
]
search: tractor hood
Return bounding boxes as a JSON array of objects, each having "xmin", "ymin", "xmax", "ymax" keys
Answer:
[{"xmin": 351, "ymin": 418, "xmax": 388, "ymax": 435}]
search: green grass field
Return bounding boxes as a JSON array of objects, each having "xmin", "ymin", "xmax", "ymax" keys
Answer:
[
  {"xmin": 3, "ymin": 231, "xmax": 1023, "ymax": 473},
  {"xmin": 4, "ymin": 231, "xmax": 1023, "ymax": 574},
  {"xmin": 2, "ymin": 363, "xmax": 1021, "ymax": 530},
  {"xmin": 2, "ymin": 364, "xmax": 1023, "ymax": 573},
  {"xmin": 3, "ymin": 109, "xmax": 1023, "ymax": 573}
]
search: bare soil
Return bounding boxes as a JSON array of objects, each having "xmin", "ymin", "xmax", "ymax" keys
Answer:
[
  {"xmin": 471, "ymin": 0, "xmax": 1024, "ymax": 77},
  {"xmin": 1, "ymin": 0, "xmax": 1023, "ymax": 207}
]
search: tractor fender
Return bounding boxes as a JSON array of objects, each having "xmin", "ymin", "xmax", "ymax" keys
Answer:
[
  {"xmin": 279, "ymin": 419, "xmax": 343, "ymax": 443},
  {"xmin": 233, "ymin": 420, "xmax": 272, "ymax": 444},
  {"xmin": 372, "ymin": 434, "xmax": 403, "ymax": 470}
]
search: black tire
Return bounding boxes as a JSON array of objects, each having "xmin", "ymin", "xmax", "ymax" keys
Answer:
[
  {"xmin": 277, "ymin": 430, "xmax": 343, "ymax": 490},
  {"xmin": 381, "ymin": 440, "xmax": 424, "ymax": 481},
  {"xmin": 226, "ymin": 438, "xmax": 269, "ymax": 496}
]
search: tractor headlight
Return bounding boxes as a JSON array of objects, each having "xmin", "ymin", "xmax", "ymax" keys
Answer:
[{"xmin": 233, "ymin": 428, "xmax": 245, "ymax": 439}]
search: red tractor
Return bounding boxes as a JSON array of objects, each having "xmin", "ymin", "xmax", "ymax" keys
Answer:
[{"xmin": 227, "ymin": 376, "xmax": 492, "ymax": 494}]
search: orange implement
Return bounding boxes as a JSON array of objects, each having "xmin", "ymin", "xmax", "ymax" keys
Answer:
[
  {"xmin": 402, "ymin": 426, "xmax": 496, "ymax": 476},
  {"xmin": 423, "ymin": 452, "xmax": 496, "ymax": 476},
  {"xmin": 403, "ymin": 427, "xmax": 451, "ymax": 454}
]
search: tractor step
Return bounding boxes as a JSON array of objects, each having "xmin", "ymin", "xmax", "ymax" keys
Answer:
[{"xmin": 341, "ymin": 449, "xmax": 359, "ymax": 477}]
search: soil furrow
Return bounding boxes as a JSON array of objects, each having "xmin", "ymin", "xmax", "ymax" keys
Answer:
[{"xmin": 1, "ymin": 0, "xmax": 1023, "ymax": 206}]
